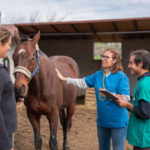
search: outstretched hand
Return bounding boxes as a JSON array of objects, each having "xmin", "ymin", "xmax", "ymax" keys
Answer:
[{"xmin": 55, "ymin": 68, "xmax": 67, "ymax": 81}]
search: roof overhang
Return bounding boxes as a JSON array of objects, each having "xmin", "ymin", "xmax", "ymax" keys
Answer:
[{"xmin": 12, "ymin": 17, "xmax": 150, "ymax": 42}]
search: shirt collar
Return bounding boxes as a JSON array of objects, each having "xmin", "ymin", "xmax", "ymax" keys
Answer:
[
  {"xmin": 103, "ymin": 70, "xmax": 111, "ymax": 77},
  {"xmin": 138, "ymin": 72, "xmax": 150, "ymax": 80}
]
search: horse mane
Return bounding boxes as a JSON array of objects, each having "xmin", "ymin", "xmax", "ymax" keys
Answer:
[
  {"xmin": 19, "ymin": 36, "xmax": 47, "ymax": 58},
  {"xmin": 39, "ymin": 50, "xmax": 47, "ymax": 57},
  {"xmin": 20, "ymin": 35, "xmax": 29, "ymax": 42}
]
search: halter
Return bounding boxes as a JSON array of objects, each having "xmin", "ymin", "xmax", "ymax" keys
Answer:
[{"xmin": 14, "ymin": 50, "xmax": 40, "ymax": 80}]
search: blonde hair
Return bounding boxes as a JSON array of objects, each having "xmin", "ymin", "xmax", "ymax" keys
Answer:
[
  {"xmin": 104, "ymin": 48, "xmax": 123, "ymax": 73},
  {"xmin": 0, "ymin": 27, "xmax": 11, "ymax": 44}
]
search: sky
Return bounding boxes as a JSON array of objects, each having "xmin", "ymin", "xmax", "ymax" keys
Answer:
[{"xmin": 1, "ymin": 0, "xmax": 150, "ymax": 24}]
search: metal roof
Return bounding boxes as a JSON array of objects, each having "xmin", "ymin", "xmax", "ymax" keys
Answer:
[{"xmin": 14, "ymin": 17, "xmax": 150, "ymax": 42}]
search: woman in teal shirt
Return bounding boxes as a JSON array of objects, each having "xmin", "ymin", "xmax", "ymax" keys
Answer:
[{"xmin": 56, "ymin": 48, "xmax": 130, "ymax": 150}]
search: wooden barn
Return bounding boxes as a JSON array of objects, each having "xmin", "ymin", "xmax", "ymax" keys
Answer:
[{"xmin": 2, "ymin": 17, "xmax": 150, "ymax": 101}]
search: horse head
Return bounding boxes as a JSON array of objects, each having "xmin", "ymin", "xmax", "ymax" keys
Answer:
[{"xmin": 13, "ymin": 31, "xmax": 40, "ymax": 100}]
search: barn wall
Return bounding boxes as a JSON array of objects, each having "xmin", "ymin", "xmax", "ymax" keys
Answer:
[
  {"xmin": 39, "ymin": 37, "xmax": 150, "ymax": 96},
  {"xmin": 39, "ymin": 39, "xmax": 101, "ymax": 77},
  {"xmin": 39, "ymin": 38, "xmax": 101, "ymax": 96},
  {"xmin": 122, "ymin": 37, "xmax": 150, "ymax": 94}
]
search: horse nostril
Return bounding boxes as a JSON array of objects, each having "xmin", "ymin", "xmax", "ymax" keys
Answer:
[
  {"xmin": 21, "ymin": 84, "xmax": 25, "ymax": 94},
  {"xmin": 14, "ymin": 87, "xmax": 21, "ymax": 95},
  {"xmin": 14, "ymin": 84, "xmax": 26, "ymax": 97}
]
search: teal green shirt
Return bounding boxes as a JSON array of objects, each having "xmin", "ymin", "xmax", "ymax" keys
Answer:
[{"xmin": 127, "ymin": 76, "xmax": 150, "ymax": 148}]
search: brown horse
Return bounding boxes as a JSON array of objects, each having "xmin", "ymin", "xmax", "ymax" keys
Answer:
[{"xmin": 13, "ymin": 31, "xmax": 79, "ymax": 150}]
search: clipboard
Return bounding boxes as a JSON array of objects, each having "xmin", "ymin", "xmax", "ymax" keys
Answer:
[{"xmin": 99, "ymin": 88, "xmax": 118, "ymax": 101}]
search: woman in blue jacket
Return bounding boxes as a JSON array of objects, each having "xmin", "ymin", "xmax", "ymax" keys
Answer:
[
  {"xmin": 0, "ymin": 27, "xmax": 17, "ymax": 150},
  {"xmin": 56, "ymin": 48, "xmax": 130, "ymax": 150}
]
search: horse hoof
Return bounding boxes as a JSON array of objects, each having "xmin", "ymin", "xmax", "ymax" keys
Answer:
[{"xmin": 63, "ymin": 146, "xmax": 70, "ymax": 150}]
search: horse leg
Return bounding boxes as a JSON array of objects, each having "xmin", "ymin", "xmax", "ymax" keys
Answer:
[
  {"xmin": 47, "ymin": 107, "xmax": 59, "ymax": 150},
  {"xmin": 60, "ymin": 103, "xmax": 75, "ymax": 150},
  {"xmin": 59, "ymin": 108, "xmax": 67, "ymax": 150},
  {"xmin": 27, "ymin": 109, "xmax": 42, "ymax": 150},
  {"xmin": 65, "ymin": 104, "xmax": 75, "ymax": 150}
]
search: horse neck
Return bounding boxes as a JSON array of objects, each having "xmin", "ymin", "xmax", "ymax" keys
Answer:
[
  {"xmin": 39, "ymin": 54, "xmax": 55, "ymax": 78},
  {"xmin": 29, "ymin": 54, "xmax": 56, "ymax": 93}
]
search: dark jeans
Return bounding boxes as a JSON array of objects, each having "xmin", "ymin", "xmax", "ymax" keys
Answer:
[
  {"xmin": 8, "ymin": 134, "xmax": 13, "ymax": 148},
  {"xmin": 97, "ymin": 125, "xmax": 127, "ymax": 150},
  {"xmin": 133, "ymin": 146, "xmax": 150, "ymax": 150}
]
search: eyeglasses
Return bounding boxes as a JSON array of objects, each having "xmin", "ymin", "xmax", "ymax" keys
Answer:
[{"xmin": 101, "ymin": 55, "xmax": 111, "ymax": 60}]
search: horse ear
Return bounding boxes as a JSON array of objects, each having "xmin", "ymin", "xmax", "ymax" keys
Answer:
[
  {"xmin": 14, "ymin": 31, "xmax": 20, "ymax": 44},
  {"xmin": 32, "ymin": 31, "xmax": 40, "ymax": 46}
]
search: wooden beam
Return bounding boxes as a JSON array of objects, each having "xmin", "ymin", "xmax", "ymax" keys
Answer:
[
  {"xmin": 89, "ymin": 23, "xmax": 102, "ymax": 41},
  {"xmin": 31, "ymin": 25, "xmax": 39, "ymax": 32},
  {"xmin": 89, "ymin": 23, "xmax": 96, "ymax": 33},
  {"xmin": 17, "ymin": 26, "xmax": 29, "ymax": 35},
  {"xmin": 133, "ymin": 20, "xmax": 138, "ymax": 31},
  {"xmin": 49, "ymin": 24, "xmax": 60, "ymax": 32},
  {"xmin": 112, "ymin": 22, "xmax": 118, "ymax": 31},
  {"xmin": 70, "ymin": 24, "xmax": 79, "ymax": 32},
  {"xmin": 28, "ymin": 30, "xmax": 150, "ymax": 37},
  {"xmin": 97, "ymin": 30, "xmax": 150, "ymax": 35},
  {"xmin": 112, "ymin": 34, "xmax": 116, "ymax": 41}
]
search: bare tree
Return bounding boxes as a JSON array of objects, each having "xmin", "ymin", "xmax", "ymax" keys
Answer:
[
  {"xmin": 46, "ymin": 12, "xmax": 67, "ymax": 22},
  {"xmin": 29, "ymin": 11, "xmax": 40, "ymax": 23},
  {"xmin": 2, "ymin": 11, "xmax": 67, "ymax": 24},
  {"xmin": 2, "ymin": 11, "xmax": 28, "ymax": 24}
]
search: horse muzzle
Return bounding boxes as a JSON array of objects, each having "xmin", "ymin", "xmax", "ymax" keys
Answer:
[{"xmin": 14, "ymin": 85, "xmax": 26, "ymax": 101}]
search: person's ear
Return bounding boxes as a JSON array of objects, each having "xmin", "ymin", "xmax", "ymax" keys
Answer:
[{"xmin": 138, "ymin": 61, "xmax": 143, "ymax": 68}]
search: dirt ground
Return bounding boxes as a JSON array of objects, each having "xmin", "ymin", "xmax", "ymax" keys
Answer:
[{"xmin": 14, "ymin": 101, "xmax": 133, "ymax": 150}]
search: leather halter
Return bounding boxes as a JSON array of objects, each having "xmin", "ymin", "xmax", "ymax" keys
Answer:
[{"xmin": 14, "ymin": 50, "xmax": 40, "ymax": 80}]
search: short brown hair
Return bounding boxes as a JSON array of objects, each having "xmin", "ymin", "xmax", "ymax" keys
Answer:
[
  {"xmin": 0, "ymin": 27, "xmax": 11, "ymax": 45},
  {"xmin": 104, "ymin": 48, "xmax": 123, "ymax": 73},
  {"xmin": 130, "ymin": 49, "xmax": 150, "ymax": 71}
]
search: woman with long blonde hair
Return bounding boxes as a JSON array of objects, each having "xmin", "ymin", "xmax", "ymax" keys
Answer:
[
  {"xmin": 0, "ymin": 27, "xmax": 17, "ymax": 150},
  {"xmin": 56, "ymin": 48, "xmax": 130, "ymax": 150}
]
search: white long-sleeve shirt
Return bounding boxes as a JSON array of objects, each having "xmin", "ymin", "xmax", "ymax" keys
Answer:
[
  {"xmin": 67, "ymin": 77, "xmax": 88, "ymax": 89},
  {"xmin": 66, "ymin": 77, "xmax": 130, "ymax": 101}
]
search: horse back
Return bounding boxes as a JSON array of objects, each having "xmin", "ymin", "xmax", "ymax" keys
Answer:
[
  {"xmin": 49, "ymin": 56, "xmax": 79, "ymax": 106},
  {"xmin": 49, "ymin": 56, "xmax": 79, "ymax": 78}
]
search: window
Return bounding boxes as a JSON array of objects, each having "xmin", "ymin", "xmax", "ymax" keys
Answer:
[{"xmin": 93, "ymin": 42, "xmax": 122, "ymax": 60}]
